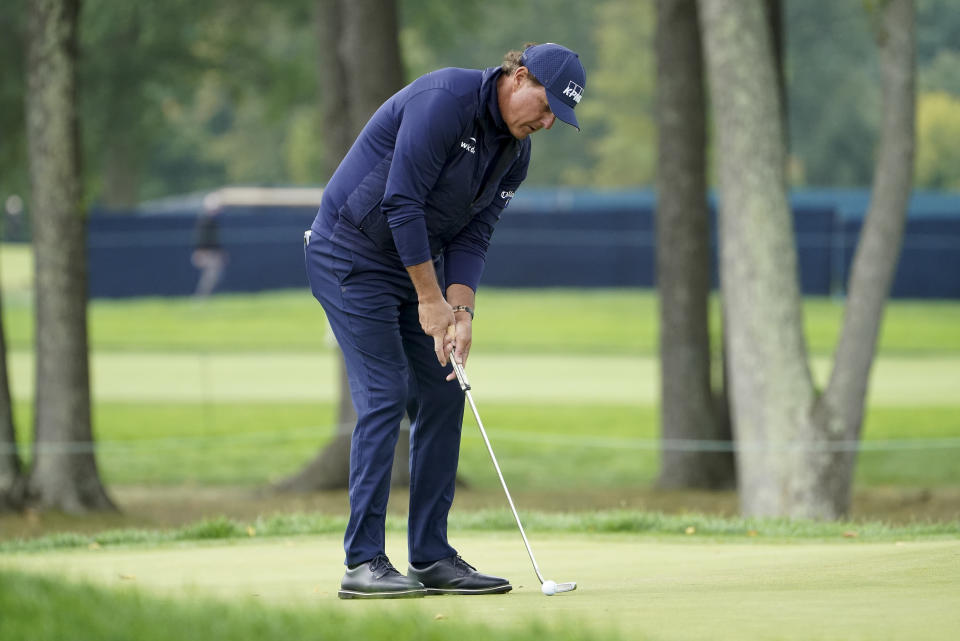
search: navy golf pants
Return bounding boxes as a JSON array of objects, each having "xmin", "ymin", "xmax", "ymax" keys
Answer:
[{"xmin": 305, "ymin": 224, "xmax": 465, "ymax": 566}]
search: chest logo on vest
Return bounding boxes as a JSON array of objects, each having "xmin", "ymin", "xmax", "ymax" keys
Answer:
[{"xmin": 460, "ymin": 137, "xmax": 476, "ymax": 154}]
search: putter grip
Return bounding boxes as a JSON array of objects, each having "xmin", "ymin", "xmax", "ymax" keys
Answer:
[{"xmin": 451, "ymin": 358, "xmax": 471, "ymax": 391}]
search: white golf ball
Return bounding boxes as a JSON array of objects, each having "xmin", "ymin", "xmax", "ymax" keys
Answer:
[{"xmin": 541, "ymin": 580, "xmax": 557, "ymax": 596}]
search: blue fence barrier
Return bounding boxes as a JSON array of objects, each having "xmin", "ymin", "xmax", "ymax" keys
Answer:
[{"xmin": 87, "ymin": 190, "xmax": 960, "ymax": 299}]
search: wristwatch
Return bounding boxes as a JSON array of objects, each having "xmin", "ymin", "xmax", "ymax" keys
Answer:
[{"xmin": 451, "ymin": 305, "xmax": 474, "ymax": 320}]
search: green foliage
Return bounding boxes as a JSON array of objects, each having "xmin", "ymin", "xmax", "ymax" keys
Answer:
[
  {"xmin": 917, "ymin": 0, "xmax": 960, "ymax": 65},
  {"xmin": 920, "ymin": 49, "xmax": 960, "ymax": 95},
  {"xmin": 572, "ymin": 1, "xmax": 655, "ymax": 187},
  {"xmin": 4, "ymin": 0, "xmax": 960, "ymax": 201},
  {"xmin": 916, "ymin": 91, "xmax": 960, "ymax": 189},
  {"xmin": 786, "ymin": 0, "xmax": 881, "ymax": 186}
]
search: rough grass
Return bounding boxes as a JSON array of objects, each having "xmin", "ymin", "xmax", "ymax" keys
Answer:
[{"xmin": 2, "ymin": 510, "xmax": 958, "ymax": 553}]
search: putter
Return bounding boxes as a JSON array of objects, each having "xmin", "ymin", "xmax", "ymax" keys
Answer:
[{"xmin": 450, "ymin": 354, "xmax": 577, "ymax": 595}]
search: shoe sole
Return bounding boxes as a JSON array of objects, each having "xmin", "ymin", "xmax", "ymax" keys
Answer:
[
  {"xmin": 338, "ymin": 588, "xmax": 427, "ymax": 600},
  {"xmin": 423, "ymin": 584, "xmax": 513, "ymax": 595}
]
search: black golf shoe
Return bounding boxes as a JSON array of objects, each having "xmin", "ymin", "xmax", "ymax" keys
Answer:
[
  {"xmin": 338, "ymin": 553, "xmax": 427, "ymax": 599},
  {"xmin": 408, "ymin": 555, "xmax": 512, "ymax": 595}
]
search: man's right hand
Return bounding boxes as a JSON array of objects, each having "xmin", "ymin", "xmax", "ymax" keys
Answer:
[
  {"xmin": 419, "ymin": 296, "xmax": 455, "ymax": 366},
  {"xmin": 405, "ymin": 259, "xmax": 455, "ymax": 366}
]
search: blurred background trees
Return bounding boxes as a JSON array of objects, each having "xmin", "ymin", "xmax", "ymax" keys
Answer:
[
  {"xmin": 0, "ymin": 0, "xmax": 952, "ymax": 520},
  {"xmin": 2, "ymin": 0, "xmax": 959, "ymax": 212}
]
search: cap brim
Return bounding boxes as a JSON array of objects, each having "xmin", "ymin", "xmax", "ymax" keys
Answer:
[{"xmin": 546, "ymin": 91, "xmax": 580, "ymax": 131}]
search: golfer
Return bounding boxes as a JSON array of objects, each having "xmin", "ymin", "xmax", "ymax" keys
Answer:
[{"xmin": 305, "ymin": 43, "xmax": 586, "ymax": 599}]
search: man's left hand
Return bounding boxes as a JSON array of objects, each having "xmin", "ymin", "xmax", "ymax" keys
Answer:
[{"xmin": 446, "ymin": 314, "xmax": 472, "ymax": 381}]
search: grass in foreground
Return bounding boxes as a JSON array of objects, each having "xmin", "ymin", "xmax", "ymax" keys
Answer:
[
  {"xmin": 3, "ymin": 532, "xmax": 959, "ymax": 641},
  {"xmin": 0, "ymin": 570, "xmax": 609, "ymax": 641}
]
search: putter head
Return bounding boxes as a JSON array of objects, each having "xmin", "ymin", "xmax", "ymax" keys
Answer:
[{"xmin": 555, "ymin": 581, "xmax": 577, "ymax": 593}]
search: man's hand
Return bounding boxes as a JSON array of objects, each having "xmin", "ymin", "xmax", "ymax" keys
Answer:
[
  {"xmin": 405, "ymin": 260, "xmax": 455, "ymax": 366},
  {"xmin": 445, "ymin": 311, "xmax": 472, "ymax": 381},
  {"xmin": 445, "ymin": 283, "xmax": 475, "ymax": 380},
  {"xmin": 419, "ymin": 296, "xmax": 455, "ymax": 366}
]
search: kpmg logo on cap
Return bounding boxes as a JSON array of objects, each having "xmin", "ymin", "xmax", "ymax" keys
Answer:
[{"xmin": 562, "ymin": 80, "xmax": 583, "ymax": 104}]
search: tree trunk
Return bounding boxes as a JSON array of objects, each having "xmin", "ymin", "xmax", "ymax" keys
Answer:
[
  {"xmin": 655, "ymin": 0, "xmax": 734, "ymax": 489},
  {"xmin": 24, "ymin": 0, "xmax": 114, "ymax": 513},
  {"xmin": 280, "ymin": 0, "xmax": 407, "ymax": 491},
  {"xmin": 316, "ymin": 0, "xmax": 352, "ymax": 180},
  {"xmin": 815, "ymin": 0, "xmax": 915, "ymax": 515},
  {"xmin": 338, "ymin": 0, "xmax": 405, "ymax": 131},
  {"xmin": 702, "ymin": 0, "xmax": 915, "ymax": 520},
  {"xmin": 701, "ymin": 0, "xmax": 823, "ymax": 518}
]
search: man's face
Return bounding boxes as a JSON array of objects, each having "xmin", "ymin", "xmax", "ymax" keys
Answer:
[{"xmin": 501, "ymin": 68, "xmax": 557, "ymax": 140}]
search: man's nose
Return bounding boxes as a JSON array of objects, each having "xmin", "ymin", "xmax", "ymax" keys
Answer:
[{"xmin": 542, "ymin": 113, "xmax": 556, "ymax": 130}]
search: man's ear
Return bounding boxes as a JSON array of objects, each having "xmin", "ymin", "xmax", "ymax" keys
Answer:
[{"xmin": 514, "ymin": 66, "xmax": 529, "ymax": 87}]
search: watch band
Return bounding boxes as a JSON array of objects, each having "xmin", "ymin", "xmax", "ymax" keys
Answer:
[{"xmin": 451, "ymin": 305, "xmax": 474, "ymax": 320}]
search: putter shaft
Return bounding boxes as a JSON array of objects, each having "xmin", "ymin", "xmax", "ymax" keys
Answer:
[{"xmin": 450, "ymin": 358, "xmax": 548, "ymax": 584}]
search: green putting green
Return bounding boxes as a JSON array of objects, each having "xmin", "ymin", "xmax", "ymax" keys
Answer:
[{"xmin": 3, "ymin": 533, "xmax": 958, "ymax": 641}]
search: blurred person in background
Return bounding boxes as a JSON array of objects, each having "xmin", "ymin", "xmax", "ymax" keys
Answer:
[
  {"xmin": 304, "ymin": 43, "xmax": 586, "ymax": 599},
  {"xmin": 192, "ymin": 193, "xmax": 228, "ymax": 297}
]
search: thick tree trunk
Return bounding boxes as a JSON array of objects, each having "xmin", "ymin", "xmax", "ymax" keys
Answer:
[
  {"xmin": 338, "ymin": 0, "xmax": 405, "ymax": 130},
  {"xmin": 701, "ymin": 0, "xmax": 824, "ymax": 518},
  {"xmin": 815, "ymin": 0, "xmax": 915, "ymax": 515},
  {"xmin": 316, "ymin": 0, "xmax": 352, "ymax": 180},
  {"xmin": 702, "ymin": 0, "xmax": 914, "ymax": 520},
  {"xmin": 280, "ymin": 0, "xmax": 407, "ymax": 491},
  {"xmin": 655, "ymin": 0, "xmax": 734, "ymax": 489},
  {"xmin": 24, "ymin": 0, "xmax": 114, "ymax": 513}
]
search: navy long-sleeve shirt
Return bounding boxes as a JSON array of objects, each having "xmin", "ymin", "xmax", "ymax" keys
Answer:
[{"xmin": 314, "ymin": 66, "xmax": 531, "ymax": 291}]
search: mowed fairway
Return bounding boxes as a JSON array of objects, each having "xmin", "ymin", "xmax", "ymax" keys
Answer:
[
  {"xmin": 3, "ymin": 533, "xmax": 959, "ymax": 641},
  {"xmin": 5, "ymin": 351, "xmax": 958, "ymax": 406}
]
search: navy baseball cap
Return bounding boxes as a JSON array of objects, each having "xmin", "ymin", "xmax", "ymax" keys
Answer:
[{"xmin": 520, "ymin": 43, "xmax": 586, "ymax": 130}]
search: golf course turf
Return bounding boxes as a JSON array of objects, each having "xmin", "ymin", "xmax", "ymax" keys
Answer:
[{"xmin": 3, "ymin": 530, "xmax": 959, "ymax": 641}]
